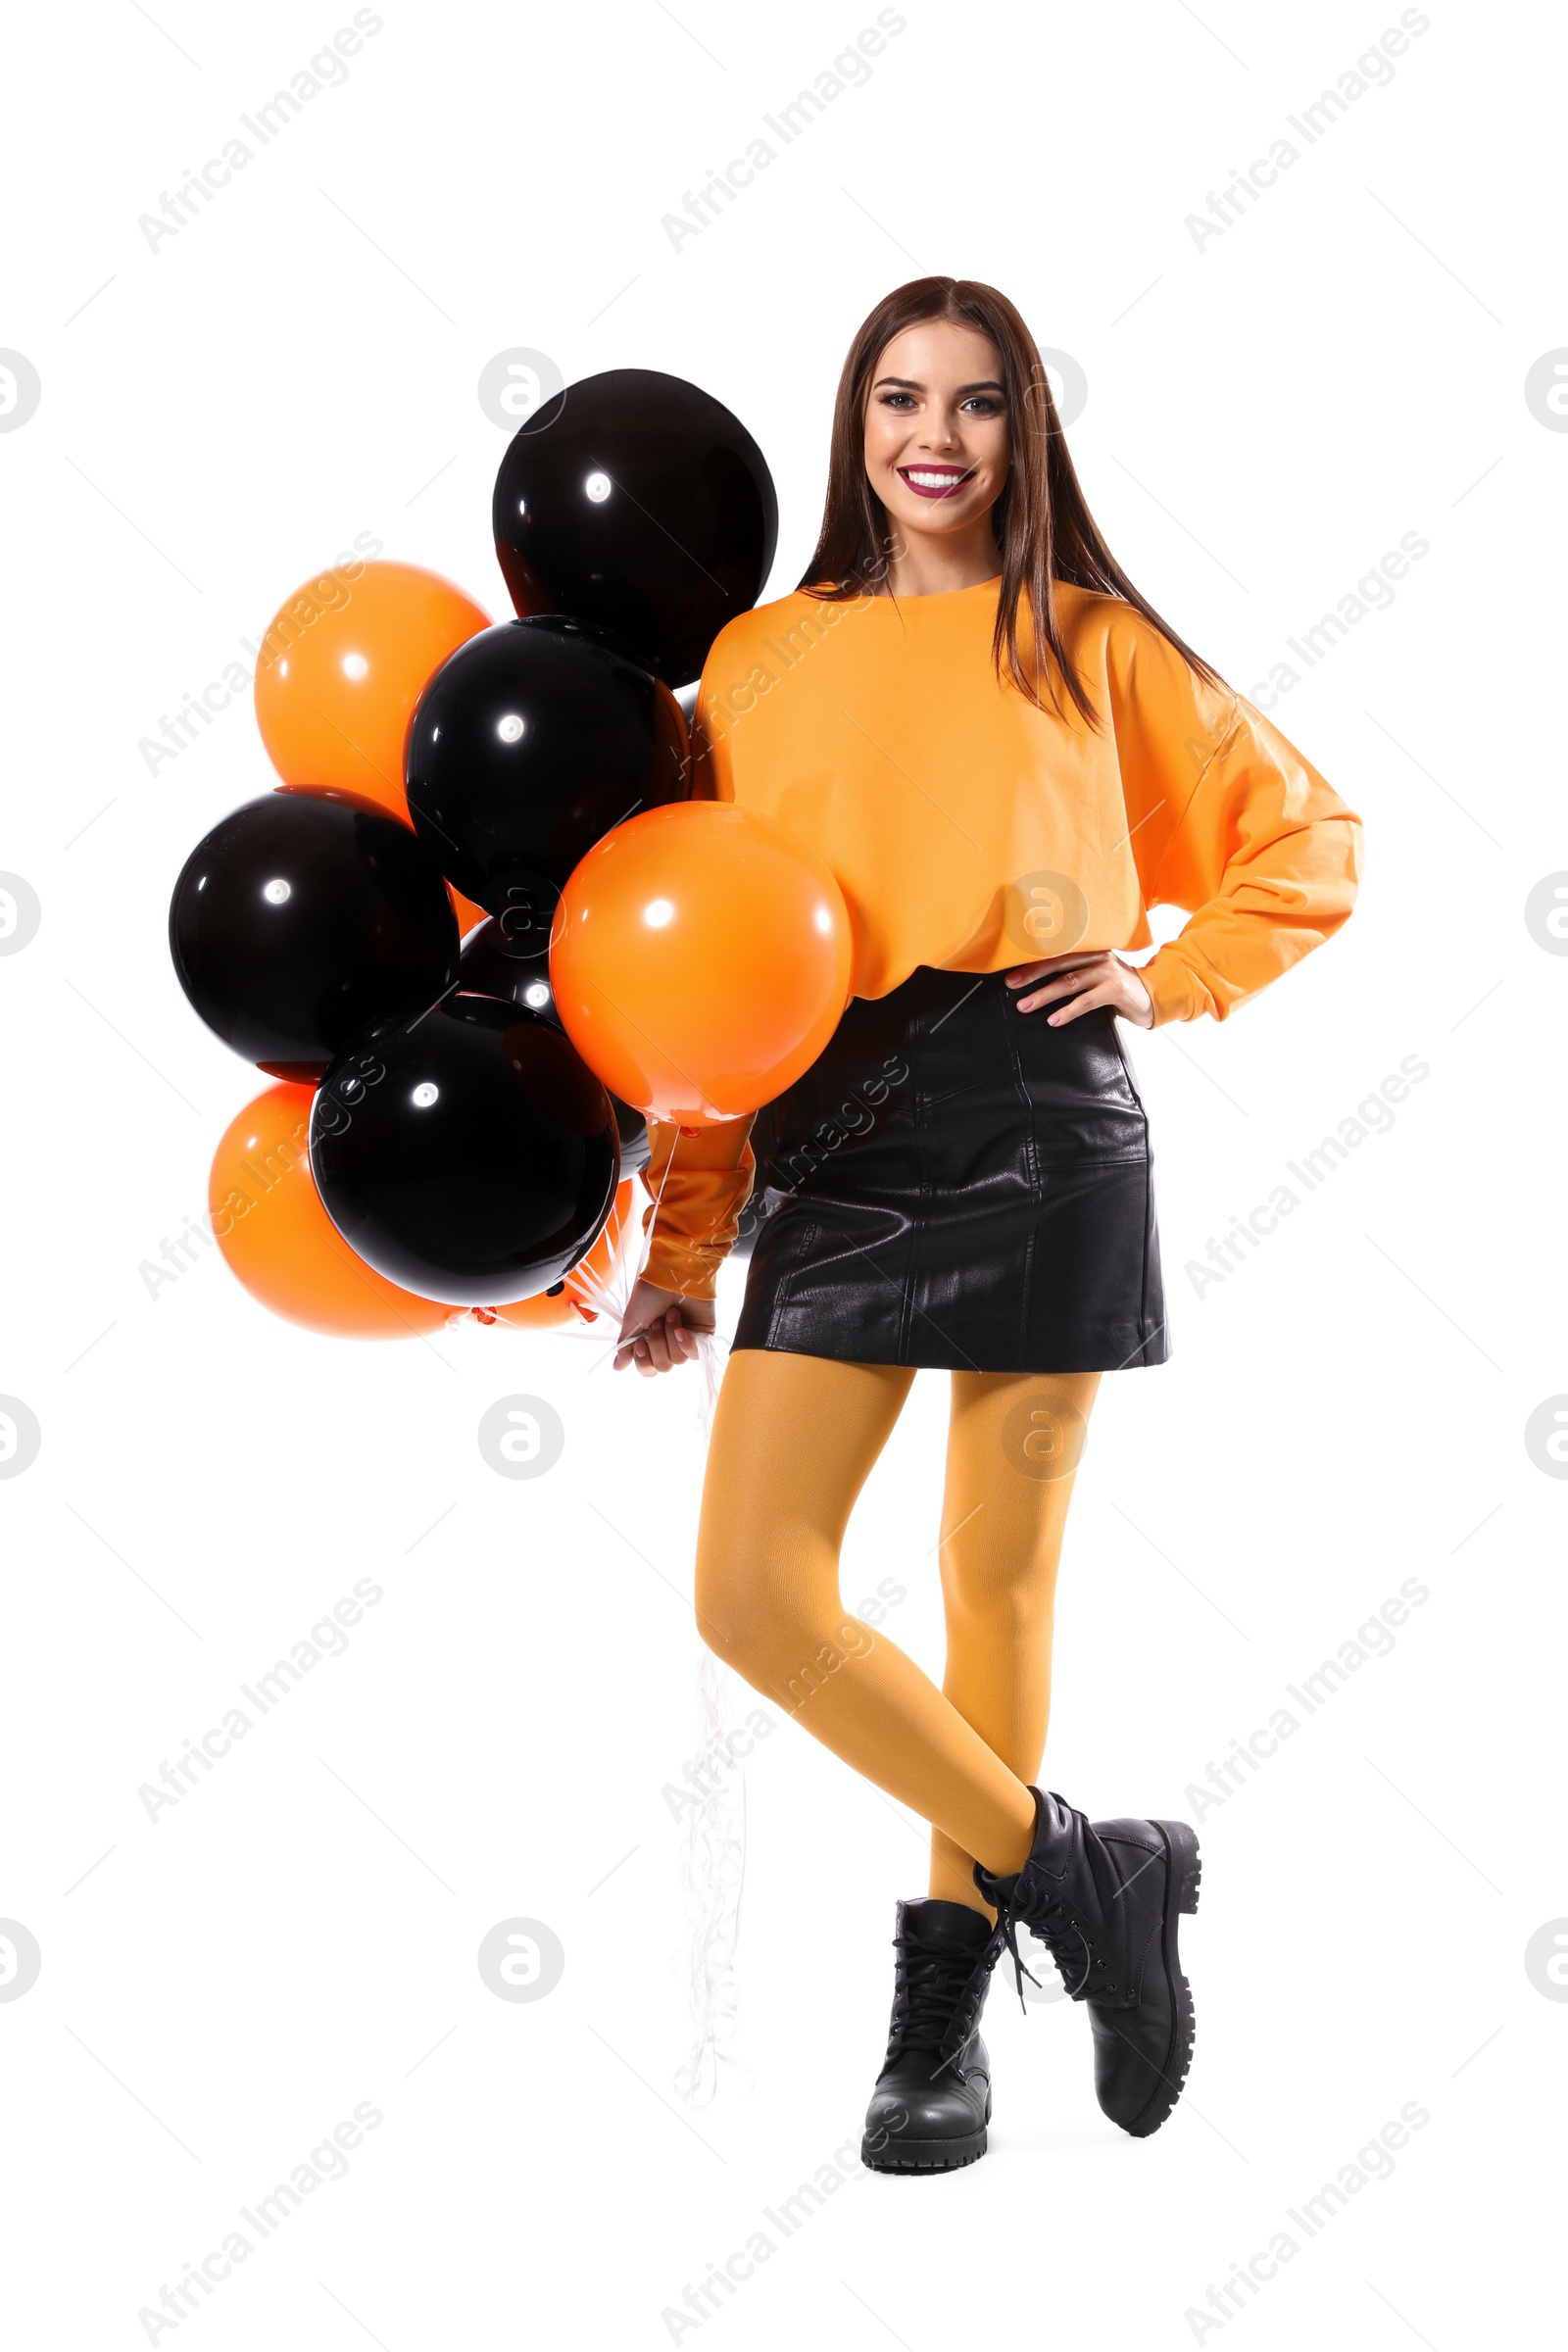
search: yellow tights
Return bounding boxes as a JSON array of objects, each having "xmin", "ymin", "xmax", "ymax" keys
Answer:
[{"xmin": 695, "ymin": 1349, "xmax": 1101, "ymax": 1913}]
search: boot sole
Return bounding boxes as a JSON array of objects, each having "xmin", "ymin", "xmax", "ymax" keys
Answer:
[
  {"xmin": 1117, "ymin": 1818, "xmax": 1200, "ymax": 2139},
  {"xmin": 860, "ymin": 2127, "xmax": 987, "ymax": 2172}
]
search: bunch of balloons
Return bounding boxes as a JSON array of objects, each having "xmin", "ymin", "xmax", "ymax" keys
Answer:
[{"xmin": 169, "ymin": 368, "xmax": 854, "ymax": 1341}]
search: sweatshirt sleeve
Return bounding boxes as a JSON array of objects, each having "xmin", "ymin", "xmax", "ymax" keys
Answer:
[
  {"xmin": 1109, "ymin": 619, "xmax": 1362, "ymax": 1024},
  {"xmin": 639, "ymin": 1113, "xmax": 757, "ymax": 1298},
  {"xmin": 632, "ymin": 643, "xmax": 760, "ymax": 1299}
]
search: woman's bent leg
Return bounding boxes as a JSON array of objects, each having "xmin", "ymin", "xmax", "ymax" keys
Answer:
[
  {"xmin": 695, "ymin": 1348, "xmax": 1038, "ymax": 1879},
  {"xmin": 928, "ymin": 1370, "xmax": 1102, "ymax": 1911}
]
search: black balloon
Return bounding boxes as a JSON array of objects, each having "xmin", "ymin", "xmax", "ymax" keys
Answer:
[
  {"xmin": 608, "ymin": 1100, "xmax": 651, "ymax": 1181},
  {"xmin": 169, "ymin": 790, "xmax": 459, "ymax": 1080},
  {"xmin": 310, "ymin": 995, "xmax": 619, "ymax": 1305},
  {"xmin": 457, "ymin": 920, "xmax": 650, "ymax": 1174},
  {"xmin": 492, "ymin": 368, "xmax": 779, "ymax": 688},
  {"xmin": 457, "ymin": 911, "xmax": 559, "ymax": 1011},
  {"xmin": 406, "ymin": 616, "xmax": 687, "ymax": 944}
]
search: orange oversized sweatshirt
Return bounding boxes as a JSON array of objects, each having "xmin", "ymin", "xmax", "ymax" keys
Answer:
[{"xmin": 640, "ymin": 574, "xmax": 1361, "ymax": 1298}]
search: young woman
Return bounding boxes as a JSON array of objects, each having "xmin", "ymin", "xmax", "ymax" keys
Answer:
[{"xmin": 612, "ymin": 278, "xmax": 1361, "ymax": 2169}]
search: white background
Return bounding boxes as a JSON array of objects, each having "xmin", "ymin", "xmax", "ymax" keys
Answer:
[{"xmin": 2, "ymin": 1, "xmax": 1564, "ymax": 2345}]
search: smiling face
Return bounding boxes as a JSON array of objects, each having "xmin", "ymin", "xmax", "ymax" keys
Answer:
[{"xmin": 862, "ymin": 318, "xmax": 1011, "ymax": 553}]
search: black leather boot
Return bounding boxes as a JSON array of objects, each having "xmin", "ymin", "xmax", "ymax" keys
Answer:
[
  {"xmin": 861, "ymin": 1898, "xmax": 997, "ymax": 2173},
  {"xmin": 969, "ymin": 1788, "xmax": 1200, "ymax": 2138}
]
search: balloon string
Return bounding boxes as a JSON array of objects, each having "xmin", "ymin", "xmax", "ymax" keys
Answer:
[
  {"xmin": 603, "ymin": 1123, "xmax": 747, "ymax": 2105},
  {"xmin": 569, "ymin": 1120, "xmax": 680, "ymax": 1337},
  {"xmin": 672, "ymin": 1643, "xmax": 750, "ymax": 2108},
  {"xmin": 589, "ymin": 1122, "xmax": 681, "ymax": 1343}
]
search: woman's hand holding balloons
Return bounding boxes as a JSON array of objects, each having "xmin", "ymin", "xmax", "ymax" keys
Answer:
[{"xmin": 612, "ymin": 1279, "xmax": 715, "ymax": 1374}]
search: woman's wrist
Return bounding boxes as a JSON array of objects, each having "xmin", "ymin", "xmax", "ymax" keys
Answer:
[{"xmin": 641, "ymin": 1237, "xmax": 723, "ymax": 1300}]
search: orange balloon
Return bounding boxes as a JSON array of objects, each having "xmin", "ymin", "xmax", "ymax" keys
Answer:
[
  {"xmin": 255, "ymin": 558, "xmax": 492, "ymax": 931},
  {"xmin": 449, "ymin": 885, "xmax": 491, "ymax": 941},
  {"xmin": 549, "ymin": 805, "xmax": 853, "ymax": 1125},
  {"xmin": 209, "ymin": 1083, "xmax": 459, "ymax": 1338}
]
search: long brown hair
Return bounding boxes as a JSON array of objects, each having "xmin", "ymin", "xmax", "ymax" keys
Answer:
[{"xmin": 799, "ymin": 276, "xmax": 1224, "ymax": 727}]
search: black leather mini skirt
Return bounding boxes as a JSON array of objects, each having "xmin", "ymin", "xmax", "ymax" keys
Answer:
[{"xmin": 732, "ymin": 964, "xmax": 1169, "ymax": 1375}]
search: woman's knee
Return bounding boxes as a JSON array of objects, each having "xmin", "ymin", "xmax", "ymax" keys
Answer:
[
  {"xmin": 693, "ymin": 1572, "xmax": 768, "ymax": 1674},
  {"xmin": 939, "ymin": 1554, "xmax": 1058, "ymax": 1642},
  {"xmin": 694, "ymin": 1544, "xmax": 863, "ymax": 1700},
  {"xmin": 695, "ymin": 1540, "xmax": 803, "ymax": 1670}
]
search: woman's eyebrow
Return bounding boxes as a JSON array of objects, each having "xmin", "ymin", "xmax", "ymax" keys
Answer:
[{"xmin": 870, "ymin": 375, "xmax": 1007, "ymax": 394}]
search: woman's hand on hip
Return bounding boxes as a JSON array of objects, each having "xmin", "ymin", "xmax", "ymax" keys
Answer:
[
  {"xmin": 1005, "ymin": 950, "xmax": 1154, "ymax": 1028},
  {"xmin": 613, "ymin": 1279, "xmax": 716, "ymax": 1374}
]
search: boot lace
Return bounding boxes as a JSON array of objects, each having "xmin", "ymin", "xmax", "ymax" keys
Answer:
[
  {"xmin": 887, "ymin": 1937, "xmax": 991, "ymax": 2065},
  {"xmin": 995, "ymin": 1898, "xmax": 1118, "ymax": 2010}
]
